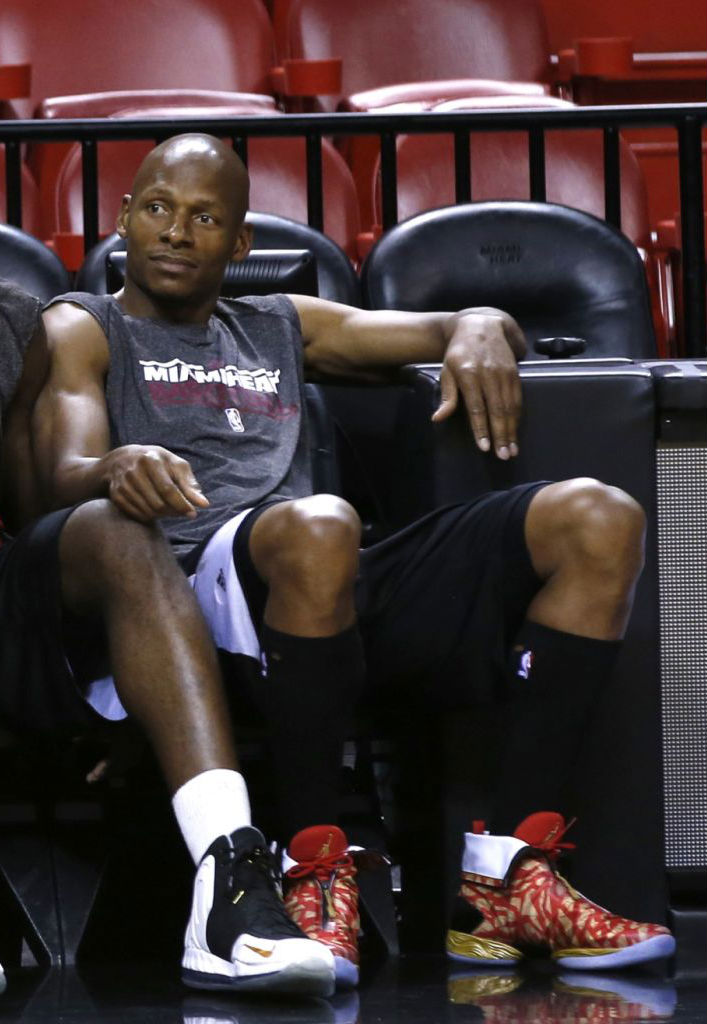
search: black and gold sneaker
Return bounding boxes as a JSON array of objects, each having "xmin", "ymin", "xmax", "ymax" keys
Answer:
[{"xmin": 182, "ymin": 826, "xmax": 335, "ymax": 997}]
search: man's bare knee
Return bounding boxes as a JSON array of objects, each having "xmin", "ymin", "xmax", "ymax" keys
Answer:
[
  {"xmin": 250, "ymin": 495, "xmax": 361, "ymax": 593},
  {"xmin": 526, "ymin": 478, "xmax": 646, "ymax": 584}
]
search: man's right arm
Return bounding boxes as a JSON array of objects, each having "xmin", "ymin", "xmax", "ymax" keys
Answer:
[
  {"xmin": 35, "ymin": 303, "xmax": 209, "ymax": 522},
  {"xmin": 34, "ymin": 303, "xmax": 114, "ymax": 509}
]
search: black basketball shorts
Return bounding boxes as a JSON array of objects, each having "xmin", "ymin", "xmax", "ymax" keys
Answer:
[
  {"xmin": 233, "ymin": 481, "xmax": 548, "ymax": 708},
  {"xmin": 0, "ymin": 507, "xmax": 112, "ymax": 734}
]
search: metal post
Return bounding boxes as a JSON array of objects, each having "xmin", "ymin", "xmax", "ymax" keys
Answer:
[
  {"xmin": 528, "ymin": 126, "xmax": 547, "ymax": 202},
  {"xmin": 678, "ymin": 117, "xmax": 707, "ymax": 356},
  {"xmin": 453, "ymin": 130, "xmax": 471, "ymax": 204},
  {"xmin": 603, "ymin": 125, "xmax": 622, "ymax": 230},
  {"xmin": 380, "ymin": 131, "xmax": 398, "ymax": 230},
  {"xmin": 81, "ymin": 139, "xmax": 99, "ymax": 254},
  {"xmin": 4, "ymin": 141, "xmax": 22, "ymax": 228},
  {"xmin": 232, "ymin": 136, "xmax": 248, "ymax": 167},
  {"xmin": 305, "ymin": 132, "xmax": 324, "ymax": 232}
]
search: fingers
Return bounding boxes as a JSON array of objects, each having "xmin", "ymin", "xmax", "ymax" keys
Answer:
[
  {"xmin": 440, "ymin": 363, "xmax": 521, "ymax": 459},
  {"xmin": 110, "ymin": 487, "xmax": 156, "ymax": 523},
  {"xmin": 109, "ymin": 447, "xmax": 208, "ymax": 521},
  {"xmin": 489, "ymin": 367, "xmax": 523, "ymax": 459},
  {"xmin": 431, "ymin": 365, "xmax": 460, "ymax": 424},
  {"xmin": 171, "ymin": 460, "xmax": 210, "ymax": 511},
  {"xmin": 457, "ymin": 370, "xmax": 493, "ymax": 454},
  {"xmin": 141, "ymin": 457, "xmax": 202, "ymax": 518}
]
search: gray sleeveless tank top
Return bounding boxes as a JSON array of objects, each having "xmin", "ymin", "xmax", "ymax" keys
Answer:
[
  {"xmin": 48, "ymin": 292, "xmax": 313, "ymax": 558},
  {"xmin": 0, "ymin": 280, "xmax": 41, "ymax": 432}
]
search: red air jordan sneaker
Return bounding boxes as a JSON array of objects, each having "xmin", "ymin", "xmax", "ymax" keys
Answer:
[
  {"xmin": 446, "ymin": 812, "xmax": 675, "ymax": 970},
  {"xmin": 284, "ymin": 825, "xmax": 360, "ymax": 989}
]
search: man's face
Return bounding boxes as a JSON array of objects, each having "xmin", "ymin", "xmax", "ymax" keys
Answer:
[{"xmin": 117, "ymin": 154, "xmax": 250, "ymax": 314}]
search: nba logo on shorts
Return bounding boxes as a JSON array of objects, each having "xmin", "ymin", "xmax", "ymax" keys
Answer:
[
  {"xmin": 517, "ymin": 650, "xmax": 533, "ymax": 679},
  {"xmin": 225, "ymin": 407, "xmax": 244, "ymax": 432}
]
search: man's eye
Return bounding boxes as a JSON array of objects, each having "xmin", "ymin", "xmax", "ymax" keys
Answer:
[
  {"xmin": 197, "ymin": 213, "xmax": 215, "ymax": 225},
  {"xmin": 147, "ymin": 203, "xmax": 165, "ymax": 214}
]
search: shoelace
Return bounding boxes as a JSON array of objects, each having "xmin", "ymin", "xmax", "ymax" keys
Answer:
[
  {"xmin": 286, "ymin": 849, "xmax": 356, "ymax": 926},
  {"xmin": 223, "ymin": 845, "xmax": 301, "ymax": 933},
  {"xmin": 286, "ymin": 848, "xmax": 354, "ymax": 882}
]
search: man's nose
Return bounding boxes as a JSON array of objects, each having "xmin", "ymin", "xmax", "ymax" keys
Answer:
[{"xmin": 162, "ymin": 214, "xmax": 193, "ymax": 245}]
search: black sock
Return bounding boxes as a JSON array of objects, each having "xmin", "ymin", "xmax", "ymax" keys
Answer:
[
  {"xmin": 253, "ymin": 624, "xmax": 366, "ymax": 844},
  {"xmin": 490, "ymin": 620, "xmax": 621, "ymax": 836}
]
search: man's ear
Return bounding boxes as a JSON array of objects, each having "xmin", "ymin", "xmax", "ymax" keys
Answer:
[
  {"xmin": 116, "ymin": 195, "xmax": 132, "ymax": 238},
  {"xmin": 231, "ymin": 223, "xmax": 253, "ymax": 263}
]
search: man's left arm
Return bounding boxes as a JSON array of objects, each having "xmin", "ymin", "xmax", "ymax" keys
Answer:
[{"xmin": 291, "ymin": 296, "xmax": 526, "ymax": 460}]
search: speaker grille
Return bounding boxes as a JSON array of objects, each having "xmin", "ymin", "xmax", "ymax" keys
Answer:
[{"xmin": 656, "ymin": 446, "xmax": 707, "ymax": 869}]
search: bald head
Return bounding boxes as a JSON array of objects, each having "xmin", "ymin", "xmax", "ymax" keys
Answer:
[
  {"xmin": 130, "ymin": 133, "xmax": 250, "ymax": 228},
  {"xmin": 117, "ymin": 133, "xmax": 255, "ymax": 322}
]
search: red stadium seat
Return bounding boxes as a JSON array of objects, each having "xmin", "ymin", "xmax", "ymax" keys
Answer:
[
  {"xmin": 347, "ymin": 84, "xmax": 552, "ymax": 229},
  {"xmin": 32, "ymin": 92, "xmax": 279, "ymax": 242},
  {"xmin": 0, "ymin": 0, "xmax": 277, "ymax": 118},
  {"xmin": 275, "ymin": 0, "xmax": 557, "ymax": 224},
  {"xmin": 0, "ymin": 0, "xmax": 281, "ymax": 238},
  {"xmin": 374, "ymin": 98, "xmax": 652, "ymax": 238},
  {"xmin": 52, "ymin": 108, "xmax": 361, "ymax": 263},
  {"xmin": 276, "ymin": 0, "xmax": 554, "ymax": 112},
  {"xmin": 0, "ymin": 152, "xmax": 42, "ymax": 239},
  {"xmin": 369, "ymin": 96, "xmax": 676, "ymax": 354}
]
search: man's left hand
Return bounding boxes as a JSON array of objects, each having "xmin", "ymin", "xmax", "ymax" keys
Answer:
[{"xmin": 432, "ymin": 310, "xmax": 524, "ymax": 460}]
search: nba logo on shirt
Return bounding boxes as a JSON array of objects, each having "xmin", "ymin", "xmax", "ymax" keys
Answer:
[{"xmin": 225, "ymin": 407, "xmax": 244, "ymax": 432}]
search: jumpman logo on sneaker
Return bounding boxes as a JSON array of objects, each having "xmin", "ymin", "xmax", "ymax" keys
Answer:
[{"xmin": 318, "ymin": 832, "xmax": 334, "ymax": 857}]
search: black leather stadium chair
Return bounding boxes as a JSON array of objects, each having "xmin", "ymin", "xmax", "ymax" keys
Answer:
[
  {"xmin": 0, "ymin": 224, "xmax": 70, "ymax": 302},
  {"xmin": 362, "ymin": 201, "xmax": 658, "ymax": 360}
]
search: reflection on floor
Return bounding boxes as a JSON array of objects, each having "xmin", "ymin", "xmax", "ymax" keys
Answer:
[{"xmin": 0, "ymin": 957, "xmax": 704, "ymax": 1024}]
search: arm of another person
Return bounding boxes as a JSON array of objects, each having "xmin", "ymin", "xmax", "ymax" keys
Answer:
[
  {"xmin": 290, "ymin": 297, "xmax": 526, "ymax": 460},
  {"xmin": 34, "ymin": 302, "xmax": 209, "ymax": 522},
  {"xmin": 1, "ymin": 319, "xmax": 50, "ymax": 530}
]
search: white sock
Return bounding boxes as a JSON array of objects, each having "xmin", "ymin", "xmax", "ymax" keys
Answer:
[{"xmin": 172, "ymin": 768, "xmax": 251, "ymax": 864}]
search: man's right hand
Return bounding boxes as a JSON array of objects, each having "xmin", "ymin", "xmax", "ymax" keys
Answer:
[{"xmin": 105, "ymin": 445, "xmax": 209, "ymax": 523}]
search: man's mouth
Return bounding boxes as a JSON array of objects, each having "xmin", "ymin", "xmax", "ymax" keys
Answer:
[{"xmin": 149, "ymin": 253, "xmax": 197, "ymax": 270}]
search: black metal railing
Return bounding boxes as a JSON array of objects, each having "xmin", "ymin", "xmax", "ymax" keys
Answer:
[{"xmin": 1, "ymin": 103, "xmax": 705, "ymax": 353}]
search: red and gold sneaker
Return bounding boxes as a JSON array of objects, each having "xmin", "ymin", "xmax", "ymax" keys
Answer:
[
  {"xmin": 446, "ymin": 812, "xmax": 675, "ymax": 971},
  {"xmin": 283, "ymin": 825, "xmax": 360, "ymax": 989}
]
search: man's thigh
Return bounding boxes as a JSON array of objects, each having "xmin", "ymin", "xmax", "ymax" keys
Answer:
[{"xmin": 356, "ymin": 482, "xmax": 547, "ymax": 706}]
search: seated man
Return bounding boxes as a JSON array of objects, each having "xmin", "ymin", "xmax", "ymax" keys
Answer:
[
  {"xmin": 36, "ymin": 133, "xmax": 674, "ymax": 991},
  {"xmin": 0, "ymin": 278, "xmax": 335, "ymax": 996}
]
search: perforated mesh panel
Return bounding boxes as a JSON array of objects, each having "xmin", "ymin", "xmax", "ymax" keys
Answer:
[{"xmin": 656, "ymin": 446, "xmax": 707, "ymax": 869}]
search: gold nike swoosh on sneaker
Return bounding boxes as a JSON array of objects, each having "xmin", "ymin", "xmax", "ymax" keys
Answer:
[{"xmin": 245, "ymin": 944, "xmax": 274, "ymax": 958}]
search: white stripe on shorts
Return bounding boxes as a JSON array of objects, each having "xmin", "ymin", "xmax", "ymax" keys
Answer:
[
  {"xmin": 188, "ymin": 508, "xmax": 260, "ymax": 660},
  {"xmin": 85, "ymin": 508, "xmax": 259, "ymax": 722}
]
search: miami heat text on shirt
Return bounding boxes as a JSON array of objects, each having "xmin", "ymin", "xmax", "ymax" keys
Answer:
[
  {"xmin": 139, "ymin": 358, "xmax": 298, "ymax": 420},
  {"xmin": 140, "ymin": 358, "xmax": 281, "ymax": 393}
]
